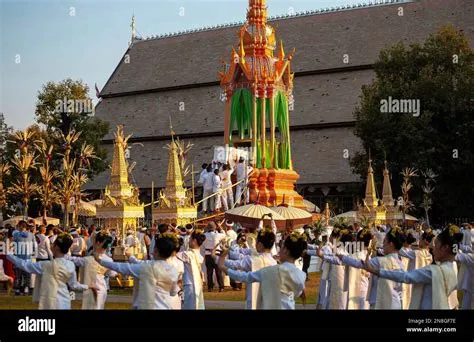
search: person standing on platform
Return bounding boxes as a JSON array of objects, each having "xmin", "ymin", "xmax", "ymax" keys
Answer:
[
  {"xmin": 201, "ymin": 165, "xmax": 214, "ymax": 214},
  {"xmin": 220, "ymin": 164, "xmax": 234, "ymax": 209},
  {"xmin": 234, "ymin": 157, "xmax": 253, "ymax": 206},
  {"xmin": 212, "ymin": 169, "xmax": 224, "ymax": 212}
]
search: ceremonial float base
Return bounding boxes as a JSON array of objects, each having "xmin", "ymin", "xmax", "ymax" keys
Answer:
[{"xmin": 248, "ymin": 168, "xmax": 304, "ymax": 209}]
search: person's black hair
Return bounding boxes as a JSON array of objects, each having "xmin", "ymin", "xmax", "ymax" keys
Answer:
[
  {"xmin": 154, "ymin": 234, "xmax": 176, "ymax": 258},
  {"xmin": 54, "ymin": 233, "xmax": 74, "ymax": 254},
  {"xmin": 185, "ymin": 223, "xmax": 193, "ymax": 230},
  {"xmin": 191, "ymin": 230, "xmax": 206, "ymax": 246},
  {"xmin": 421, "ymin": 230, "xmax": 435, "ymax": 243},
  {"xmin": 158, "ymin": 224, "xmax": 168, "ymax": 234},
  {"xmin": 206, "ymin": 165, "xmax": 213, "ymax": 172},
  {"xmin": 213, "ymin": 169, "xmax": 219, "ymax": 175},
  {"xmin": 202, "ymin": 163, "xmax": 208, "ymax": 169},
  {"xmin": 340, "ymin": 231, "xmax": 355, "ymax": 244},
  {"xmin": 96, "ymin": 231, "xmax": 113, "ymax": 249},
  {"xmin": 404, "ymin": 232, "xmax": 417, "ymax": 245},
  {"xmin": 436, "ymin": 227, "xmax": 463, "ymax": 253},
  {"xmin": 386, "ymin": 228, "xmax": 405, "ymax": 250},
  {"xmin": 283, "ymin": 234, "xmax": 307, "ymax": 259},
  {"xmin": 357, "ymin": 229, "xmax": 373, "ymax": 247},
  {"xmin": 330, "ymin": 228, "xmax": 341, "ymax": 239},
  {"xmin": 222, "ymin": 164, "xmax": 228, "ymax": 171},
  {"xmin": 257, "ymin": 230, "xmax": 275, "ymax": 249},
  {"xmin": 46, "ymin": 224, "xmax": 55, "ymax": 234}
]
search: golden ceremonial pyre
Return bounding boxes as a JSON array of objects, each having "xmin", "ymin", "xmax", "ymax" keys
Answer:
[
  {"xmin": 356, "ymin": 158, "xmax": 417, "ymax": 226},
  {"xmin": 152, "ymin": 132, "xmax": 197, "ymax": 226},
  {"xmin": 95, "ymin": 126, "xmax": 144, "ymax": 254},
  {"xmin": 219, "ymin": 0, "xmax": 304, "ymax": 208}
]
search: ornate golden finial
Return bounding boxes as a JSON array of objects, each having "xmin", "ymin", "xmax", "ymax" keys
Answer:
[
  {"xmin": 382, "ymin": 157, "xmax": 394, "ymax": 207},
  {"xmin": 364, "ymin": 149, "xmax": 378, "ymax": 209},
  {"xmin": 239, "ymin": 33, "xmax": 246, "ymax": 65},
  {"xmin": 278, "ymin": 40, "xmax": 285, "ymax": 61},
  {"xmin": 109, "ymin": 125, "xmax": 133, "ymax": 199}
]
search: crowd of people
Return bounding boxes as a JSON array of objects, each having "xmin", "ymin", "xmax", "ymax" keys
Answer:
[
  {"xmin": 308, "ymin": 222, "xmax": 473, "ymax": 310},
  {"xmin": 197, "ymin": 157, "xmax": 253, "ymax": 214},
  {"xmin": 0, "ymin": 217, "xmax": 472, "ymax": 310}
]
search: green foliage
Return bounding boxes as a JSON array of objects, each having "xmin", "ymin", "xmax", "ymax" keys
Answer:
[
  {"xmin": 35, "ymin": 78, "xmax": 109, "ymax": 178},
  {"xmin": 351, "ymin": 25, "xmax": 474, "ymax": 221}
]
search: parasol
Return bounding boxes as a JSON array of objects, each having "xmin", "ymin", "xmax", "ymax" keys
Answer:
[
  {"xmin": 270, "ymin": 205, "xmax": 313, "ymax": 229},
  {"xmin": 225, "ymin": 203, "xmax": 286, "ymax": 230},
  {"xmin": 303, "ymin": 199, "xmax": 320, "ymax": 213},
  {"xmin": 3, "ymin": 216, "xmax": 41, "ymax": 226}
]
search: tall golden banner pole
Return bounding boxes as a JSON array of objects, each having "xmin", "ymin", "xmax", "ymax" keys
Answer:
[{"xmin": 191, "ymin": 164, "xmax": 195, "ymax": 206}]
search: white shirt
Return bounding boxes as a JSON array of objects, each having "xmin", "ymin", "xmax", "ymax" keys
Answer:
[
  {"xmin": 202, "ymin": 172, "xmax": 214, "ymax": 191},
  {"xmin": 235, "ymin": 163, "xmax": 251, "ymax": 181},
  {"xmin": 100, "ymin": 258, "xmax": 179, "ymax": 309},
  {"xmin": 36, "ymin": 233, "xmax": 53, "ymax": 260},
  {"xmin": 70, "ymin": 237, "xmax": 85, "ymax": 256},
  {"xmin": 227, "ymin": 262, "xmax": 305, "ymax": 309},
  {"xmin": 203, "ymin": 231, "xmax": 226, "ymax": 255},
  {"xmin": 226, "ymin": 229, "xmax": 237, "ymax": 242},
  {"xmin": 7, "ymin": 255, "xmax": 88, "ymax": 309},
  {"xmin": 198, "ymin": 169, "xmax": 207, "ymax": 184},
  {"xmin": 220, "ymin": 169, "xmax": 234, "ymax": 187},
  {"xmin": 212, "ymin": 174, "xmax": 222, "ymax": 193}
]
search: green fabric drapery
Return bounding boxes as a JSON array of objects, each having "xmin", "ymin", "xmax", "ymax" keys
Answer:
[{"xmin": 228, "ymin": 89, "xmax": 291, "ymax": 169}]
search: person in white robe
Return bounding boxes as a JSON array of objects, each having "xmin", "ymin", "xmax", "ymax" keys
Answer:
[
  {"xmin": 398, "ymin": 230, "xmax": 434, "ymax": 309},
  {"xmin": 455, "ymin": 249, "xmax": 474, "ymax": 310},
  {"xmin": 7, "ymin": 232, "xmax": 96, "ymax": 309},
  {"xmin": 67, "ymin": 230, "xmax": 117, "ymax": 309},
  {"xmin": 305, "ymin": 235, "xmax": 332, "ymax": 309},
  {"xmin": 365, "ymin": 226, "xmax": 463, "ymax": 310},
  {"xmin": 220, "ymin": 164, "xmax": 234, "ymax": 209},
  {"xmin": 219, "ymin": 231, "xmax": 307, "ymax": 309},
  {"xmin": 343, "ymin": 227, "xmax": 405, "ymax": 309},
  {"xmin": 97, "ymin": 233, "xmax": 179, "ymax": 310},
  {"xmin": 167, "ymin": 237, "xmax": 185, "ymax": 309},
  {"xmin": 318, "ymin": 229, "xmax": 353, "ymax": 310},
  {"xmin": 335, "ymin": 228, "xmax": 373, "ymax": 310},
  {"xmin": 234, "ymin": 157, "xmax": 253, "ymax": 206},
  {"xmin": 225, "ymin": 227, "xmax": 277, "ymax": 309},
  {"xmin": 176, "ymin": 229, "xmax": 206, "ymax": 309}
]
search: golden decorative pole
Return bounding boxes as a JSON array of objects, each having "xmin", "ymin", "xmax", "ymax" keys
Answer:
[
  {"xmin": 252, "ymin": 89, "xmax": 257, "ymax": 167},
  {"xmin": 191, "ymin": 164, "xmax": 195, "ymax": 205},
  {"xmin": 269, "ymin": 92, "xmax": 275, "ymax": 168},
  {"xmin": 260, "ymin": 88, "xmax": 266, "ymax": 168}
]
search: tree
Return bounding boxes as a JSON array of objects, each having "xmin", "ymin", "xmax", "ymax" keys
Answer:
[
  {"xmin": 35, "ymin": 78, "xmax": 109, "ymax": 178},
  {"xmin": 350, "ymin": 25, "xmax": 474, "ymax": 222}
]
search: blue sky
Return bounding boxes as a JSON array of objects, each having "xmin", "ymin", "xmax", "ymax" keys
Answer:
[{"xmin": 1, "ymin": 0, "xmax": 364, "ymax": 130}]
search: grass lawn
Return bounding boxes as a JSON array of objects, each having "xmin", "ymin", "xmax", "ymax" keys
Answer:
[
  {"xmin": 0, "ymin": 272, "xmax": 321, "ymax": 309},
  {"xmin": 0, "ymin": 296, "xmax": 130, "ymax": 310}
]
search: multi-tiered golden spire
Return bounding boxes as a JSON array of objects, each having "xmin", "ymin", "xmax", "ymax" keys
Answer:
[
  {"xmin": 382, "ymin": 160, "xmax": 394, "ymax": 207},
  {"xmin": 364, "ymin": 157, "xmax": 378, "ymax": 208},
  {"xmin": 108, "ymin": 125, "xmax": 133, "ymax": 199}
]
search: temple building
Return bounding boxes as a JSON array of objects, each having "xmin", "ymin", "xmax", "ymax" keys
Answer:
[{"xmin": 86, "ymin": 0, "xmax": 473, "ymax": 214}]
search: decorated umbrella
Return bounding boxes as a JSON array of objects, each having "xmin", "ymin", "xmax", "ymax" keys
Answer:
[
  {"xmin": 225, "ymin": 203, "xmax": 286, "ymax": 230},
  {"xmin": 270, "ymin": 204, "xmax": 313, "ymax": 229},
  {"xmin": 4, "ymin": 216, "xmax": 41, "ymax": 226},
  {"xmin": 303, "ymin": 199, "xmax": 320, "ymax": 213},
  {"xmin": 35, "ymin": 216, "xmax": 60, "ymax": 225},
  {"xmin": 76, "ymin": 200, "xmax": 97, "ymax": 217}
]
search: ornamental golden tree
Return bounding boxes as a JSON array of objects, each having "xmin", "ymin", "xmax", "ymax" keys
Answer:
[
  {"xmin": 0, "ymin": 163, "xmax": 11, "ymax": 225},
  {"xmin": 8, "ymin": 128, "xmax": 40, "ymax": 218},
  {"xmin": 35, "ymin": 139, "xmax": 60, "ymax": 219}
]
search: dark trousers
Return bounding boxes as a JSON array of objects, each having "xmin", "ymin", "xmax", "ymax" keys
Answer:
[
  {"xmin": 205, "ymin": 255, "xmax": 224, "ymax": 290},
  {"xmin": 14, "ymin": 265, "xmax": 31, "ymax": 292},
  {"xmin": 302, "ymin": 254, "xmax": 311, "ymax": 280}
]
